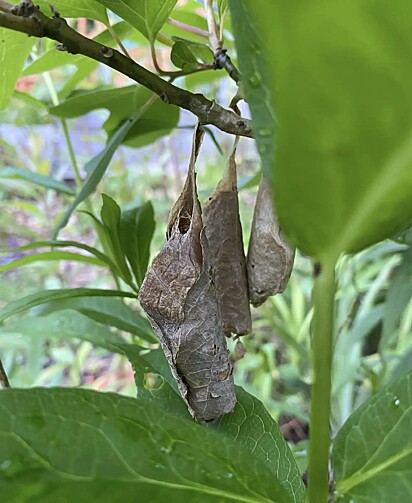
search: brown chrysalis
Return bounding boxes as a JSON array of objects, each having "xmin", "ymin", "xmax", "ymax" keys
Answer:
[
  {"xmin": 247, "ymin": 176, "xmax": 295, "ymax": 307},
  {"xmin": 139, "ymin": 125, "xmax": 236, "ymax": 422},
  {"xmin": 203, "ymin": 140, "xmax": 251, "ymax": 336}
]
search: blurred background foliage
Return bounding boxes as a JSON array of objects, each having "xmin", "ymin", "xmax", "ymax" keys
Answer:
[{"xmin": 0, "ymin": 0, "xmax": 411, "ymax": 475}]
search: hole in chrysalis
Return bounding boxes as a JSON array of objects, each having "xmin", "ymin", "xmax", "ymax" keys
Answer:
[
  {"xmin": 251, "ymin": 264, "xmax": 255, "ymax": 268},
  {"xmin": 143, "ymin": 373, "xmax": 164, "ymax": 391},
  {"xmin": 178, "ymin": 211, "xmax": 191, "ymax": 234}
]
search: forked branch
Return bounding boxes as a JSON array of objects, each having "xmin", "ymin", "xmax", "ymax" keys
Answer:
[{"xmin": 0, "ymin": 2, "xmax": 252, "ymax": 137}]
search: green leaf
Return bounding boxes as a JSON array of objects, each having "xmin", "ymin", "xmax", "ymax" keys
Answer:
[
  {"xmin": 53, "ymin": 111, "xmax": 141, "ymax": 238},
  {"xmin": 0, "ymin": 251, "xmax": 105, "ymax": 273},
  {"xmin": 50, "ymin": 86, "xmax": 179, "ymax": 148},
  {"xmin": 332, "ymin": 370, "xmax": 412, "ymax": 502},
  {"xmin": 100, "ymin": 194, "xmax": 133, "ymax": 284},
  {"xmin": 171, "ymin": 41, "xmax": 199, "ymax": 71},
  {"xmin": 0, "ymin": 388, "xmax": 292, "ymax": 503},
  {"xmin": 3, "ymin": 240, "xmax": 121, "ymax": 275},
  {"xmin": 97, "ymin": 0, "xmax": 177, "ymax": 44},
  {"xmin": 218, "ymin": 0, "xmax": 229, "ymax": 22},
  {"xmin": 33, "ymin": 0, "xmax": 108, "ymax": 22},
  {"xmin": 229, "ymin": 1, "xmax": 412, "ymax": 259},
  {"xmin": 228, "ymin": 1, "xmax": 275, "ymax": 183},
  {"xmin": 0, "ymin": 29, "xmax": 33, "ymax": 110},
  {"xmin": 381, "ymin": 247, "xmax": 412, "ymax": 347},
  {"xmin": 119, "ymin": 201, "xmax": 155, "ymax": 286},
  {"xmin": 37, "ymin": 296, "xmax": 156, "ymax": 343},
  {"xmin": 122, "ymin": 347, "xmax": 305, "ymax": 503},
  {"xmin": 0, "ymin": 288, "xmax": 135, "ymax": 324},
  {"xmin": 0, "ymin": 310, "xmax": 125, "ymax": 348},
  {"xmin": 0, "ymin": 167, "xmax": 74, "ymax": 195},
  {"xmin": 213, "ymin": 387, "xmax": 306, "ymax": 503},
  {"xmin": 171, "ymin": 39, "xmax": 214, "ymax": 71}
]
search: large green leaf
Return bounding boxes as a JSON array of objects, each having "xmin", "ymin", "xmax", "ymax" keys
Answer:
[
  {"xmin": 0, "ymin": 388, "xmax": 292, "ymax": 503},
  {"xmin": 37, "ymin": 296, "xmax": 156, "ymax": 342},
  {"xmin": 2, "ymin": 240, "xmax": 120, "ymax": 275},
  {"xmin": 332, "ymin": 370, "xmax": 412, "ymax": 502},
  {"xmin": 119, "ymin": 201, "xmax": 155, "ymax": 286},
  {"xmin": 228, "ymin": 1, "xmax": 275, "ymax": 184},
  {"xmin": 0, "ymin": 167, "xmax": 74, "ymax": 195},
  {"xmin": 213, "ymin": 387, "xmax": 306, "ymax": 503},
  {"xmin": 0, "ymin": 310, "xmax": 125, "ymax": 348},
  {"xmin": 0, "ymin": 29, "xmax": 33, "ymax": 110},
  {"xmin": 123, "ymin": 347, "xmax": 305, "ymax": 503},
  {"xmin": 97, "ymin": 0, "xmax": 177, "ymax": 44},
  {"xmin": 53, "ymin": 110, "xmax": 142, "ymax": 238},
  {"xmin": 0, "ymin": 251, "xmax": 105, "ymax": 273},
  {"xmin": 229, "ymin": 1, "xmax": 412, "ymax": 259},
  {"xmin": 50, "ymin": 86, "xmax": 179, "ymax": 148},
  {"xmin": 0, "ymin": 288, "xmax": 135, "ymax": 324}
]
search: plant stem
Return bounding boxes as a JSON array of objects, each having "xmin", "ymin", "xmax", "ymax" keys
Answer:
[
  {"xmin": 42, "ymin": 71, "xmax": 124, "ymax": 290},
  {"xmin": 166, "ymin": 18, "xmax": 209, "ymax": 39},
  {"xmin": 308, "ymin": 259, "xmax": 336, "ymax": 503},
  {"xmin": 0, "ymin": 8, "xmax": 251, "ymax": 137},
  {"xmin": 204, "ymin": 0, "xmax": 220, "ymax": 51},
  {"xmin": 42, "ymin": 71, "xmax": 83, "ymax": 188},
  {"xmin": 106, "ymin": 22, "xmax": 130, "ymax": 58}
]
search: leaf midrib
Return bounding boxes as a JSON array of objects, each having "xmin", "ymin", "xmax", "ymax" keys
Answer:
[
  {"xmin": 336, "ymin": 442, "xmax": 412, "ymax": 495},
  {"xmin": 1, "ymin": 422, "xmax": 277, "ymax": 503}
]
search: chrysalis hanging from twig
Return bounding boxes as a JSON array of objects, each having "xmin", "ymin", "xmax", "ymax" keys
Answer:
[
  {"xmin": 203, "ymin": 139, "xmax": 251, "ymax": 336},
  {"xmin": 247, "ymin": 176, "xmax": 295, "ymax": 307},
  {"xmin": 139, "ymin": 125, "xmax": 236, "ymax": 422}
]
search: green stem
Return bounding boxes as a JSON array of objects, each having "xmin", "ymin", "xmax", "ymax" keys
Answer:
[
  {"xmin": 106, "ymin": 22, "xmax": 130, "ymax": 58},
  {"xmin": 308, "ymin": 259, "xmax": 336, "ymax": 503},
  {"xmin": 60, "ymin": 119, "xmax": 82, "ymax": 187},
  {"xmin": 42, "ymin": 72, "xmax": 82, "ymax": 188}
]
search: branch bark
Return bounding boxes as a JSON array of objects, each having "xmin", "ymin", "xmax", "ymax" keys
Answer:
[{"xmin": 0, "ymin": 5, "xmax": 252, "ymax": 138}]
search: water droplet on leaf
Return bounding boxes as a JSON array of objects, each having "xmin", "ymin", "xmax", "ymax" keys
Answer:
[
  {"xmin": 160, "ymin": 445, "xmax": 172, "ymax": 454},
  {"xmin": 154, "ymin": 463, "xmax": 166, "ymax": 470}
]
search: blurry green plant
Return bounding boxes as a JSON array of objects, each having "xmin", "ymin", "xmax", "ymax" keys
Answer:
[{"xmin": 0, "ymin": 1, "xmax": 411, "ymax": 502}]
